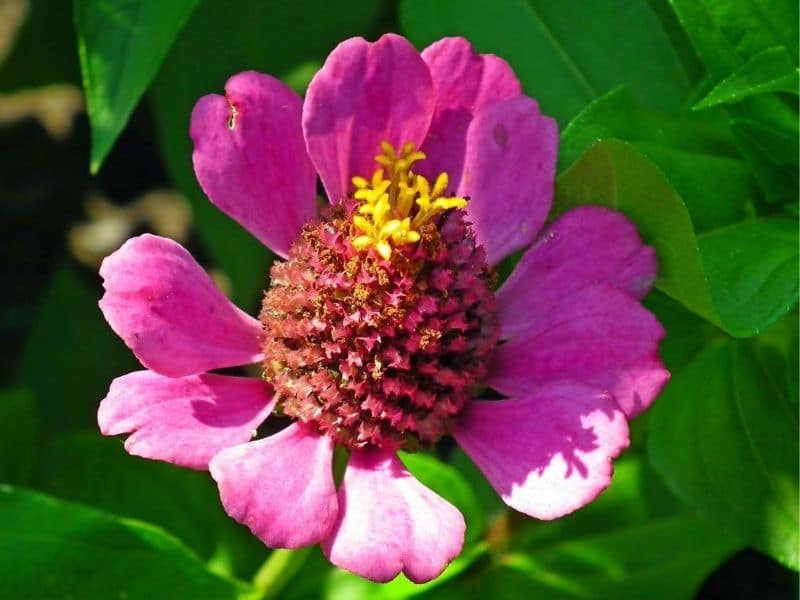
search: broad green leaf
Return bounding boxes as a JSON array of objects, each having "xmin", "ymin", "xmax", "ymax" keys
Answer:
[
  {"xmin": 400, "ymin": 451, "xmax": 485, "ymax": 543},
  {"xmin": 731, "ymin": 118, "xmax": 799, "ymax": 205},
  {"xmin": 431, "ymin": 456, "xmax": 740, "ymax": 599},
  {"xmin": 150, "ymin": 0, "xmax": 382, "ymax": 307},
  {"xmin": 0, "ymin": 486, "xmax": 253, "ymax": 599},
  {"xmin": 483, "ymin": 514, "xmax": 739, "ymax": 599},
  {"xmin": 694, "ymin": 47, "xmax": 799, "ymax": 110},
  {"xmin": 697, "ymin": 218, "xmax": 798, "ymax": 336},
  {"xmin": 0, "ymin": 388, "xmax": 35, "ymax": 485},
  {"xmin": 643, "ymin": 291, "xmax": 718, "ymax": 374},
  {"xmin": 17, "ymin": 264, "xmax": 138, "ymax": 436},
  {"xmin": 555, "ymin": 140, "xmax": 799, "ymax": 337},
  {"xmin": 400, "ymin": 0, "xmax": 691, "ymax": 125},
  {"xmin": 560, "ymin": 88, "xmax": 752, "ymax": 232},
  {"xmin": 667, "ymin": 0, "xmax": 799, "ymax": 209},
  {"xmin": 645, "ymin": 0, "xmax": 705, "ymax": 84},
  {"xmin": 74, "ymin": 0, "xmax": 200, "ymax": 172},
  {"xmin": 510, "ymin": 457, "xmax": 680, "ymax": 550},
  {"xmin": 648, "ymin": 340, "xmax": 799, "ymax": 569},
  {"xmin": 668, "ymin": 0, "xmax": 798, "ymax": 80},
  {"xmin": 37, "ymin": 432, "xmax": 265, "ymax": 579}
]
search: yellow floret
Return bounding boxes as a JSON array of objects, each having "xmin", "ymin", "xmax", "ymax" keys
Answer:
[{"xmin": 349, "ymin": 141, "xmax": 468, "ymax": 259}]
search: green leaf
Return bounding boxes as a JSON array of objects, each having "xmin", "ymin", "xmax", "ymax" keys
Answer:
[
  {"xmin": 400, "ymin": 451, "xmax": 485, "ymax": 544},
  {"xmin": 731, "ymin": 117, "xmax": 799, "ymax": 205},
  {"xmin": 668, "ymin": 0, "xmax": 798, "ymax": 80},
  {"xmin": 17, "ymin": 264, "xmax": 138, "ymax": 436},
  {"xmin": 74, "ymin": 0, "xmax": 200, "ymax": 172},
  {"xmin": 560, "ymin": 88, "xmax": 752, "ymax": 232},
  {"xmin": 648, "ymin": 339, "xmax": 799, "ymax": 569},
  {"xmin": 697, "ymin": 218, "xmax": 798, "ymax": 336},
  {"xmin": 555, "ymin": 139, "xmax": 799, "ymax": 337},
  {"xmin": 150, "ymin": 0, "xmax": 383, "ymax": 307},
  {"xmin": 666, "ymin": 1, "xmax": 799, "ymax": 209},
  {"xmin": 643, "ymin": 291, "xmax": 718, "ymax": 375},
  {"xmin": 400, "ymin": 0, "xmax": 691, "ymax": 125},
  {"xmin": 432, "ymin": 456, "xmax": 740, "ymax": 599},
  {"xmin": 694, "ymin": 46, "xmax": 799, "ymax": 110},
  {"xmin": 484, "ymin": 514, "xmax": 739, "ymax": 599},
  {"xmin": 0, "ymin": 486, "xmax": 253, "ymax": 599},
  {"xmin": 0, "ymin": 389, "xmax": 35, "ymax": 485},
  {"xmin": 36, "ymin": 432, "xmax": 265, "ymax": 579}
]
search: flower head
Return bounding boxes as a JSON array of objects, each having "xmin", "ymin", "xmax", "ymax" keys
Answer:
[{"xmin": 97, "ymin": 34, "xmax": 669, "ymax": 583}]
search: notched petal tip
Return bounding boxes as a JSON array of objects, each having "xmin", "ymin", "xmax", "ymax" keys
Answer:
[{"xmin": 322, "ymin": 448, "xmax": 465, "ymax": 583}]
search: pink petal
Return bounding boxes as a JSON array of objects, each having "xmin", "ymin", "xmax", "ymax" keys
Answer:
[
  {"xmin": 303, "ymin": 34, "xmax": 435, "ymax": 202},
  {"xmin": 322, "ymin": 448, "xmax": 465, "ymax": 583},
  {"xmin": 488, "ymin": 284, "xmax": 669, "ymax": 418},
  {"xmin": 209, "ymin": 423, "xmax": 338, "ymax": 549},
  {"xmin": 453, "ymin": 382, "xmax": 630, "ymax": 520},
  {"xmin": 418, "ymin": 37, "xmax": 521, "ymax": 190},
  {"xmin": 98, "ymin": 370, "xmax": 274, "ymax": 470},
  {"xmin": 99, "ymin": 234, "xmax": 264, "ymax": 377},
  {"xmin": 191, "ymin": 71, "xmax": 316, "ymax": 257},
  {"xmin": 457, "ymin": 97, "xmax": 558, "ymax": 264},
  {"xmin": 498, "ymin": 206, "xmax": 658, "ymax": 339}
]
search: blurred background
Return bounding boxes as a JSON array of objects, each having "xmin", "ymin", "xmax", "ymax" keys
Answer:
[{"xmin": 0, "ymin": 0, "xmax": 797, "ymax": 598}]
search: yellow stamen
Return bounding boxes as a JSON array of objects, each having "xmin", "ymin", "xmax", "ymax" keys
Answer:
[{"xmin": 348, "ymin": 141, "xmax": 468, "ymax": 259}]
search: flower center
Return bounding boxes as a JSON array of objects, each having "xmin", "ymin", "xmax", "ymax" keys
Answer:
[{"xmin": 260, "ymin": 142, "xmax": 499, "ymax": 450}]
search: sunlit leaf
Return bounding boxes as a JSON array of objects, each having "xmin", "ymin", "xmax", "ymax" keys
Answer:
[
  {"xmin": 649, "ymin": 339, "xmax": 799, "ymax": 569},
  {"xmin": 555, "ymin": 140, "xmax": 798, "ymax": 337},
  {"xmin": 694, "ymin": 47, "xmax": 798, "ymax": 110}
]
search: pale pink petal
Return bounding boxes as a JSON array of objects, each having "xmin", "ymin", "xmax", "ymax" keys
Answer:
[
  {"xmin": 322, "ymin": 448, "xmax": 465, "ymax": 583},
  {"xmin": 303, "ymin": 34, "xmax": 435, "ymax": 202},
  {"xmin": 418, "ymin": 37, "xmax": 521, "ymax": 189},
  {"xmin": 453, "ymin": 382, "xmax": 629, "ymax": 519},
  {"xmin": 498, "ymin": 206, "xmax": 658, "ymax": 338},
  {"xmin": 98, "ymin": 370, "xmax": 274, "ymax": 470},
  {"xmin": 209, "ymin": 423, "xmax": 338, "ymax": 549},
  {"xmin": 99, "ymin": 234, "xmax": 263, "ymax": 377},
  {"xmin": 191, "ymin": 71, "xmax": 316, "ymax": 257},
  {"xmin": 457, "ymin": 97, "xmax": 558, "ymax": 264},
  {"xmin": 488, "ymin": 284, "xmax": 669, "ymax": 418}
]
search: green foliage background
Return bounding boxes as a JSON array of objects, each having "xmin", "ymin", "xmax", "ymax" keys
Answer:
[{"xmin": 0, "ymin": 0, "xmax": 797, "ymax": 598}]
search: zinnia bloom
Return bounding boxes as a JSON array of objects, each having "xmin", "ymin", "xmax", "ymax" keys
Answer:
[{"xmin": 97, "ymin": 34, "xmax": 669, "ymax": 583}]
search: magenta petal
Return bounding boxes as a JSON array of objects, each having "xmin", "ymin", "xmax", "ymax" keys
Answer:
[
  {"xmin": 453, "ymin": 382, "xmax": 629, "ymax": 519},
  {"xmin": 191, "ymin": 71, "xmax": 316, "ymax": 257},
  {"xmin": 209, "ymin": 423, "xmax": 338, "ymax": 549},
  {"xmin": 98, "ymin": 370, "xmax": 274, "ymax": 470},
  {"xmin": 458, "ymin": 97, "xmax": 558, "ymax": 264},
  {"xmin": 303, "ymin": 34, "xmax": 435, "ymax": 202},
  {"xmin": 488, "ymin": 284, "xmax": 669, "ymax": 418},
  {"xmin": 419, "ymin": 37, "xmax": 521, "ymax": 189},
  {"xmin": 322, "ymin": 448, "xmax": 465, "ymax": 583},
  {"xmin": 99, "ymin": 234, "xmax": 263, "ymax": 376},
  {"xmin": 498, "ymin": 206, "xmax": 658, "ymax": 338}
]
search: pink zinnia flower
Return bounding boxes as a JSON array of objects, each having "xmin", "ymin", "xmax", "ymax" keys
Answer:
[{"xmin": 97, "ymin": 35, "xmax": 669, "ymax": 583}]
